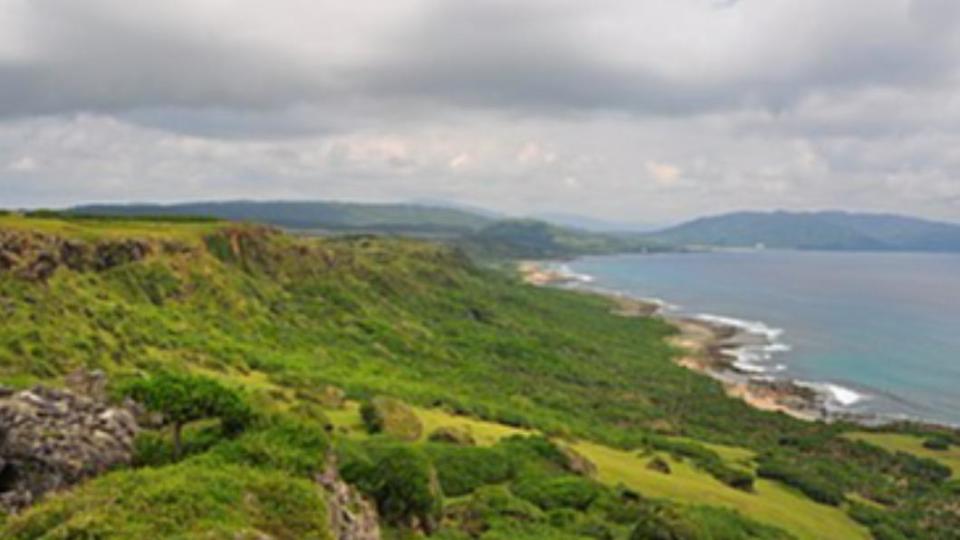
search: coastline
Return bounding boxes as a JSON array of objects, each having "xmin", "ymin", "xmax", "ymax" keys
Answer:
[{"xmin": 519, "ymin": 261, "xmax": 836, "ymax": 423}]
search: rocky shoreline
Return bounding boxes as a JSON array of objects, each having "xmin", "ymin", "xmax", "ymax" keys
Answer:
[{"xmin": 519, "ymin": 261, "xmax": 837, "ymax": 423}]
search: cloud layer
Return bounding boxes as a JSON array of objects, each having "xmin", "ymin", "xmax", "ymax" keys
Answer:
[{"xmin": 1, "ymin": 0, "xmax": 959, "ymax": 222}]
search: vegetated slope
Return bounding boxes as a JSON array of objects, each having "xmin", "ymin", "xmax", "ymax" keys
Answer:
[
  {"xmin": 649, "ymin": 210, "xmax": 960, "ymax": 251},
  {"xmin": 460, "ymin": 219, "xmax": 674, "ymax": 259},
  {"xmin": 0, "ymin": 215, "xmax": 957, "ymax": 539},
  {"xmin": 68, "ymin": 200, "xmax": 494, "ymax": 235}
]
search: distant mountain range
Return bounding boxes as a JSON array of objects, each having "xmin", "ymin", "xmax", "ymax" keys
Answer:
[
  {"xmin": 647, "ymin": 211, "xmax": 960, "ymax": 252},
  {"xmin": 65, "ymin": 201, "xmax": 673, "ymax": 258},
  {"xmin": 64, "ymin": 202, "xmax": 960, "ymax": 255}
]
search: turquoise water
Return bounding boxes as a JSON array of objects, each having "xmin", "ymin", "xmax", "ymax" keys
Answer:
[{"xmin": 565, "ymin": 251, "xmax": 960, "ymax": 425}]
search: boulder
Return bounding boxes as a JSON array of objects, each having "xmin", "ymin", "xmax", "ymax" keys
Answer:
[
  {"xmin": 359, "ymin": 397, "xmax": 422, "ymax": 442},
  {"xmin": 560, "ymin": 446, "xmax": 598, "ymax": 477},
  {"xmin": 427, "ymin": 426, "xmax": 476, "ymax": 446},
  {"xmin": 0, "ymin": 374, "xmax": 140, "ymax": 512},
  {"xmin": 318, "ymin": 385, "xmax": 346, "ymax": 409},
  {"xmin": 646, "ymin": 456, "xmax": 671, "ymax": 474}
]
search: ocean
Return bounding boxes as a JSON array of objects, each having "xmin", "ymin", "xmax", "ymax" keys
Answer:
[{"xmin": 560, "ymin": 250, "xmax": 960, "ymax": 426}]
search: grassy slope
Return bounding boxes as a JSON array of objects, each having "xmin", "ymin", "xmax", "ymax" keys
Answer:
[{"xmin": 0, "ymin": 215, "xmax": 956, "ymax": 538}]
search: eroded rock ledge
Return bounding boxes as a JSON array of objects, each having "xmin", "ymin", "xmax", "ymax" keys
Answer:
[
  {"xmin": 0, "ymin": 229, "xmax": 187, "ymax": 282},
  {"xmin": 0, "ymin": 371, "xmax": 139, "ymax": 512}
]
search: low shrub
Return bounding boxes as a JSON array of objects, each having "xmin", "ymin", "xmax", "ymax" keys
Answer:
[
  {"xmin": 756, "ymin": 455, "xmax": 844, "ymax": 506},
  {"xmin": 339, "ymin": 442, "xmax": 442, "ymax": 532},
  {"xmin": 425, "ymin": 444, "xmax": 515, "ymax": 497},
  {"xmin": 511, "ymin": 474, "xmax": 602, "ymax": 511},
  {"xmin": 209, "ymin": 417, "xmax": 329, "ymax": 477},
  {"xmin": 922, "ymin": 435, "xmax": 951, "ymax": 451},
  {"xmin": 360, "ymin": 396, "xmax": 423, "ymax": 441}
]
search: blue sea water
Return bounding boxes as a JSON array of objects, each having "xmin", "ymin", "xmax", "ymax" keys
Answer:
[{"xmin": 564, "ymin": 251, "xmax": 960, "ymax": 426}]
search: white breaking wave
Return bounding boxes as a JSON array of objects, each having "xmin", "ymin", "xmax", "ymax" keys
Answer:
[
  {"xmin": 694, "ymin": 313, "xmax": 784, "ymax": 341},
  {"xmin": 554, "ymin": 264, "xmax": 595, "ymax": 283},
  {"xmin": 698, "ymin": 313, "xmax": 791, "ymax": 374},
  {"xmin": 796, "ymin": 381, "xmax": 866, "ymax": 407}
]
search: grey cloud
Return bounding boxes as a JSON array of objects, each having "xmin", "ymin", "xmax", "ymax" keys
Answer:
[
  {"xmin": 1, "ymin": 0, "xmax": 959, "ymax": 223},
  {"xmin": 2, "ymin": 0, "xmax": 959, "ymax": 122}
]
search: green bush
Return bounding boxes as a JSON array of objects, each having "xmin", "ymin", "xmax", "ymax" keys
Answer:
[
  {"xmin": 340, "ymin": 442, "xmax": 442, "ymax": 532},
  {"xmin": 360, "ymin": 396, "xmax": 423, "ymax": 441},
  {"xmin": 511, "ymin": 474, "xmax": 602, "ymax": 511},
  {"xmin": 922, "ymin": 435, "xmax": 951, "ymax": 451},
  {"xmin": 210, "ymin": 417, "xmax": 329, "ymax": 477},
  {"xmin": 756, "ymin": 455, "xmax": 844, "ymax": 506},
  {"xmin": 118, "ymin": 371, "xmax": 253, "ymax": 458},
  {"xmin": 426, "ymin": 444, "xmax": 515, "ymax": 497},
  {"xmin": 499, "ymin": 435, "xmax": 571, "ymax": 471}
]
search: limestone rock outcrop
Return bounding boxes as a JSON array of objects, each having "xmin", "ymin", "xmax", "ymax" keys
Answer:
[
  {"xmin": 0, "ymin": 229, "xmax": 161, "ymax": 282},
  {"xmin": 318, "ymin": 456, "xmax": 381, "ymax": 540},
  {"xmin": 0, "ymin": 372, "xmax": 140, "ymax": 512}
]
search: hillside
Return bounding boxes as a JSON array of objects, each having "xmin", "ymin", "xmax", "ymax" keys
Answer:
[
  {"xmin": 649, "ymin": 211, "xmax": 960, "ymax": 252},
  {"xmin": 461, "ymin": 219, "xmax": 674, "ymax": 259},
  {"xmin": 64, "ymin": 202, "xmax": 676, "ymax": 260},
  {"xmin": 0, "ymin": 215, "xmax": 957, "ymax": 539},
  {"xmin": 68, "ymin": 200, "xmax": 494, "ymax": 236}
]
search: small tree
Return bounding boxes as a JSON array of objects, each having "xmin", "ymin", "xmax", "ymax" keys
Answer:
[{"xmin": 121, "ymin": 372, "xmax": 252, "ymax": 458}]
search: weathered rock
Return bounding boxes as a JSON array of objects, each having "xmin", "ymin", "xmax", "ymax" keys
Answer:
[
  {"xmin": 560, "ymin": 446, "xmax": 598, "ymax": 477},
  {"xmin": 318, "ymin": 385, "xmax": 347, "ymax": 409},
  {"xmin": 318, "ymin": 456, "xmax": 381, "ymax": 540},
  {"xmin": 64, "ymin": 368, "xmax": 107, "ymax": 402},
  {"xmin": 93, "ymin": 239, "xmax": 151, "ymax": 271},
  {"xmin": 360, "ymin": 397, "xmax": 422, "ymax": 442},
  {"xmin": 0, "ymin": 373, "xmax": 140, "ymax": 512},
  {"xmin": 646, "ymin": 456, "xmax": 671, "ymax": 474},
  {"xmin": 0, "ymin": 230, "xmax": 158, "ymax": 282},
  {"xmin": 427, "ymin": 426, "xmax": 476, "ymax": 446}
]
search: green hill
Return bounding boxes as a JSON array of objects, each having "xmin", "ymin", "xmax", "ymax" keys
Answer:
[
  {"xmin": 0, "ymin": 214, "xmax": 956, "ymax": 539},
  {"xmin": 68, "ymin": 200, "xmax": 494, "ymax": 236},
  {"xmin": 461, "ymin": 219, "xmax": 674, "ymax": 259},
  {"xmin": 649, "ymin": 211, "xmax": 960, "ymax": 252}
]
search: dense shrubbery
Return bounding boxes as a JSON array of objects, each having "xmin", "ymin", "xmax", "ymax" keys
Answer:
[
  {"xmin": 756, "ymin": 454, "xmax": 845, "ymax": 506},
  {"xmin": 425, "ymin": 444, "xmax": 515, "ymax": 497},
  {"xmin": 922, "ymin": 435, "xmax": 951, "ymax": 451},
  {"xmin": 338, "ymin": 441, "xmax": 442, "ymax": 532},
  {"xmin": 511, "ymin": 474, "xmax": 603, "ymax": 511}
]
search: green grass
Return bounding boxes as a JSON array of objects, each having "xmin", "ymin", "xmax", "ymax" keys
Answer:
[{"xmin": 846, "ymin": 432, "xmax": 960, "ymax": 479}]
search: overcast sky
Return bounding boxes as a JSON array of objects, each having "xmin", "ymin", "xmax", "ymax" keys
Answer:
[{"xmin": 1, "ymin": 0, "xmax": 959, "ymax": 223}]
